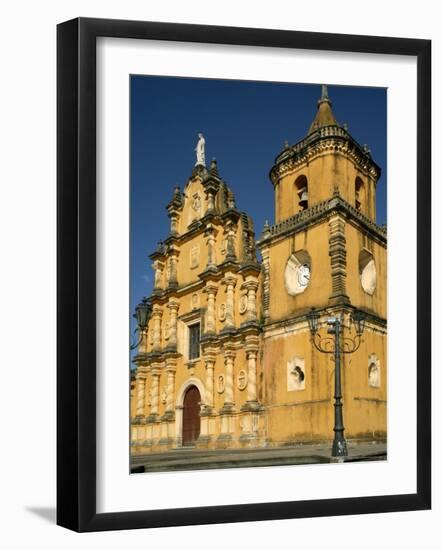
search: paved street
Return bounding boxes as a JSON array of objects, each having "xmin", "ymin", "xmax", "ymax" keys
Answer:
[{"xmin": 131, "ymin": 441, "xmax": 387, "ymax": 473}]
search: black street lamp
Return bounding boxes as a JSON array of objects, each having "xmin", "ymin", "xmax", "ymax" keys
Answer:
[
  {"xmin": 130, "ymin": 298, "xmax": 152, "ymax": 351},
  {"xmin": 306, "ymin": 307, "xmax": 366, "ymax": 458}
]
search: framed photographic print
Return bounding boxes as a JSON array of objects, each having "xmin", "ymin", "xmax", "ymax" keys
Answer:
[{"xmin": 57, "ymin": 17, "xmax": 431, "ymax": 532}]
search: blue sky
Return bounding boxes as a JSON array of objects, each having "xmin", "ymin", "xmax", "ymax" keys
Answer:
[{"xmin": 130, "ymin": 76, "xmax": 386, "ymax": 344}]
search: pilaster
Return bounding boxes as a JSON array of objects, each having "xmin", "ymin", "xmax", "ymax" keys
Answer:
[
  {"xmin": 151, "ymin": 305, "xmax": 163, "ymax": 352},
  {"xmin": 328, "ymin": 214, "xmax": 350, "ymax": 305},
  {"xmin": 260, "ymin": 246, "xmax": 270, "ymax": 322},
  {"xmin": 146, "ymin": 365, "xmax": 162, "ymax": 423},
  {"xmin": 167, "ymin": 244, "xmax": 180, "ymax": 289},
  {"xmin": 165, "ymin": 298, "xmax": 179, "ymax": 350},
  {"xmin": 221, "ymin": 274, "xmax": 237, "ymax": 330},
  {"xmin": 203, "ymin": 282, "xmax": 218, "ymax": 334}
]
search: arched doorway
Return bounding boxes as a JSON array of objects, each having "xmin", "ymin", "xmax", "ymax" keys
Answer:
[{"xmin": 182, "ymin": 385, "xmax": 201, "ymax": 446}]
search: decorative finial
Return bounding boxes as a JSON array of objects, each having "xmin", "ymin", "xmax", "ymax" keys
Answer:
[
  {"xmin": 227, "ymin": 189, "xmax": 236, "ymax": 209},
  {"xmin": 262, "ymin": 220, "xmax": 271, "ymax": 238},
  {"xmin": 343, "ymin": 123, "xmax": 348, "ymax": 131},
  {"xmin": 284, "ymin": 140, "xmax": 289, "ymax": 149},
  {"xmin": 169, "ymin": 185, "xmax": 183, "ymax": 207},
  {"xmin": 194, "ymin": 133, "xmax": 206, "ymax": 167},
  {"xmin": 318, "ymin": 84, "xmax": 331, "ymax": 106},
  {"xmin": 210, "ymin": 158, "xmax": 219, "ymax": 177}
]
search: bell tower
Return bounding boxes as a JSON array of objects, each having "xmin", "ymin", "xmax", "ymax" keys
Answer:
[
  {"xmin": 257, "ymin": 85, "xmax": 387, "ymax": 445},
  {"xmin": 271, "ymin": 85, "xmax": 379, "ymax": 224}
]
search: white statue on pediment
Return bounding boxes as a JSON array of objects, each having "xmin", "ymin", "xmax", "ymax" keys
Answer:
[{"xmin": 195, "ymin": 133, "xmax": 205, "ymax": 167}]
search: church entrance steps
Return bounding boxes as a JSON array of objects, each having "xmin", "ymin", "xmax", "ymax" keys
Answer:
[{"xmin": 130, "ymin": 441, "xmax": 386, "ymax": 473}]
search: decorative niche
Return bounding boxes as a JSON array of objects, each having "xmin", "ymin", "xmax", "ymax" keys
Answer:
[
  {"xmin": 287, "ymin": 357, "xmax": 306, "ymax": 391},
  {"xmin": 285, "ymin": 250, "xmax": 311, "ymax": 296},
  {"xmin": 368, "ymin": 353, "xmax": 381, "ymax": 388}
]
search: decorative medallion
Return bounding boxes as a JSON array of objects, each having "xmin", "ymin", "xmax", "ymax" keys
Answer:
[
  {"xmin": 239, "ymin": 293, "xmax": 248, "ymax": 314},
  {"xmin": 218, "ymin": 303, "xmax": 226, "ymax": 322},
  {"xmin": 237, "ymin": 369, "xmax": 248, "ymax": 390},
  {"xmin": 192, "ymin": 193, "xmax": 202, "ymax": 216},
  {"xmin": 217, "ymin": 374, "xmax": 225, "ymax": 393}
]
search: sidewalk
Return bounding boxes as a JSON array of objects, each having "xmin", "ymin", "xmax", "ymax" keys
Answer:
[{"xmin": 131, "ymin": 441, "xmax": 387, "ymax": 473}]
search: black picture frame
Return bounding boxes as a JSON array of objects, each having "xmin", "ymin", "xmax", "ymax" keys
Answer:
[{"xmin": 57, "ymin": 17, "xmax": 431, "ymax": 532}]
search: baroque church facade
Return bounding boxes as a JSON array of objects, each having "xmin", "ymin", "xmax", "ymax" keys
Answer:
[{"xmin": 130, "ymin": 86, "xmax": 387, "ymax": 453}]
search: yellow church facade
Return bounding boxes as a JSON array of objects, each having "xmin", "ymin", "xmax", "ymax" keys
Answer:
[{"xmin": 130, "ymin": 87, "xmax": 387, "ymax": 455}]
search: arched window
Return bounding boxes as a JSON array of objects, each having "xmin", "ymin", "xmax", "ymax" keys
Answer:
[
  {"xmin": 355, "ymin": 176, "xmax": 364, "ymax": 211},
  {"xmin": 295, "ymin": 175, "xmax": 308, "ymax": 211}
]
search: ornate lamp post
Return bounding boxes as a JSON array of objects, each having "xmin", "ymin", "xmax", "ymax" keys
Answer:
[
  {"xmin": 130, "ymin": 298, "xmax": 152, "ymax": 350},
  {"xmin": 306, "ymin": 308, "xmax": 366, "ymax": 458}
]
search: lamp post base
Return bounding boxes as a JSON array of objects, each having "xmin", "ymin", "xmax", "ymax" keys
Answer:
[{"xmin": 332, "ymin": 438, "xmax": 348, "ymax": 457}]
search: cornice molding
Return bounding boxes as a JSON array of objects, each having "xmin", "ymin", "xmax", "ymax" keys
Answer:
[
  {"xmin": 270, "ymin": 125, "xmax": 381, "ymax": 185},
  {"xmin": 262, "ymin": 305, "xmax": 387, "ymax": 336},
  {"xmin": 257, "ymin": 195, "xmax": 387, "ymax": 248}
]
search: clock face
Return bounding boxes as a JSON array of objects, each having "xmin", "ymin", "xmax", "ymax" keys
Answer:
[
  {"xmin": 285, "ymin": 254, "xmax": 311, "ymax": 295},
  {"xmin": 360, "ymin": 257, "xmax": 377, "ymax": 295},
  {"xmin": 298, "ymin": 264, "xmax": 311, "ymax": 287}
]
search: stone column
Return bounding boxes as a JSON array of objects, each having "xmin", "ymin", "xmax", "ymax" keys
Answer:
[
  {"xmin": 137, "ymin": 328, "xmax": 148, "ymax": 353},
  {"xmin": 169, "ymin": 213, "xmax": 179, "ymax": 235},
  {"xmin": 165, "ymin": 363, "xmax": 176, "ymax": 415},
  {"xmin": 150, "ymin": 367, "xmax": 161, "ymax": 416},
  {"xmin": 151, "ymin": 306, "xmax": 163, "ymax": 351},
  {"xmin": 204, "ymin": 355, "xmax": 216, "ymax": 409},
  {"xmin": 168, "ymin": 246, "xmax": 180, "ymax": 289},
  {"xmin": 246, "ymin": 350, "xmax": 258, "ymax": 403},
  {"xmin": 207, "ymin": 192, "xmax": 215, "ymax": 212},
  {"xmin": 141, "ymin": 329, "xmax": 149, "ymax": 353},
  {"xmin": 244, "ymin": 280, "xmax": 259, "ymax": 323},
  {"xmin": 167, "ymin": 299, "xmax": 179, "ymax": 349},
  {"xmin": 225, "ymin": 222, "xmax": 237, "ymax": 261},
  {"xmin": 205, "ymin": 226, "xmax": 217, "ymax": 268},
  {"xmin": 143, "ymin": 368, "xmax": 151, "ymax": 414},
  {"xmin": 222, "ymin": 275, "xmax": 237, "ymax": 329},
  {"xmin": 152, "ymin": 260, "xmax": 164, "ymax": 291},
  {"xmin": 223, "ymin": 350, "xmax": 235, "ymax": 408},
  {"xmin": 135, "ymin": 374, "xmax": 146, "ymax": 418},
  {"xmin": 204, "ymin": 283, "xmax": 218, "ymax": 334}
]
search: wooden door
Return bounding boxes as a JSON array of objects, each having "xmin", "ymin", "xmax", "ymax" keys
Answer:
[{"xmin": 182, "ymin": 386, "xmax": 201, "ymax": 446}]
